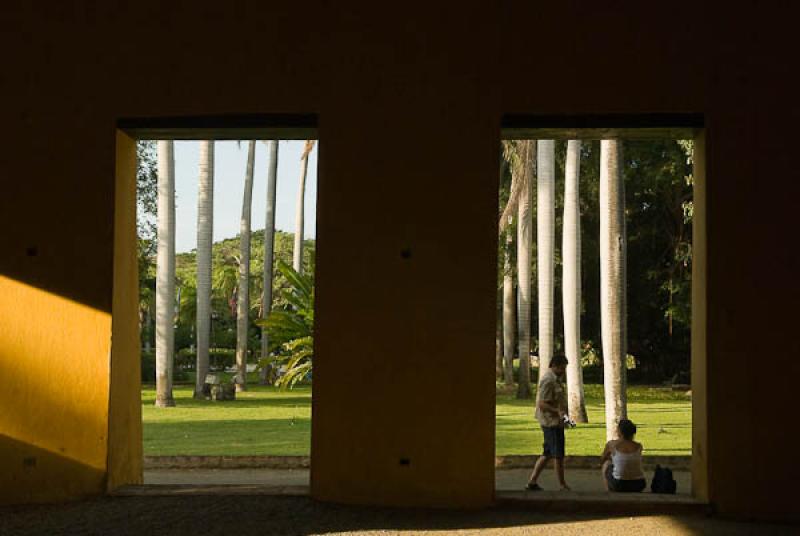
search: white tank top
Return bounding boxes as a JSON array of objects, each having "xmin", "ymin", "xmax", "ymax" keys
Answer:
[{"xmin": 611, "ymin": 444, "xmax": 645, "ymax": 480}]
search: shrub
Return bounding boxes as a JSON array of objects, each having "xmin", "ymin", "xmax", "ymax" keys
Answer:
[{"xmin": 141, "ymin": 350, "xmax": 190, "ymax": 383}]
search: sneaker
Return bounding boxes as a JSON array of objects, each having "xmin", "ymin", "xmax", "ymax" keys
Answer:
[{"xmin": 525, "ymin": 483, "xmax": 543, "ymax": 491}]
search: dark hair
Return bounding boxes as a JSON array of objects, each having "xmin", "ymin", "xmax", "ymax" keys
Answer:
[
  {"xmin": 618, "ymin": 419, "xmax": 637, "ymax": 440},
  {"xmin": 550, "ymin": 355, "xmax": 568, "ymax": 368}
]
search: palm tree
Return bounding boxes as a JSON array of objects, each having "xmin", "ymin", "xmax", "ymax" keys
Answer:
[
  {"xmin": 235, "ymin": 141, "xmax": 256, "ymax": 391},
  {"xmin": 537, "ymin": 140, "xmax": 555, "ymax": 378},
  {"xmin": 155, "ymin": 140, "xmax": 176, "ymax": 407},
  {"xmin": 260, "ymin": 140, "xmax": 279, "ymax": 384},
  {"xmin": 563, "ymin": 140, "xmax": 588, "ymax": 422},
  {"xmin": 498, "ymin": 149, "xmax": 516, "ymax": 386},
  {"xmin": 194, "ymin": 141, "xmax": 214, "ymax": 399},
  {"xmin": 600, "ymin": 139, "xmax": 627, "ymax": 439},
  {"xmin": 293, "ymin": 140, "xmax": 315, "ymax": 274},
  {"xmin": 516, "ymin": 140, "xmax": 534, "ymax": 399},
  {"xmin": 502, "ymin": 229, "xmax": 515, "ymax": 386}
]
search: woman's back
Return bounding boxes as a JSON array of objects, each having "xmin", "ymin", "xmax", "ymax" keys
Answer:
[{"xmin": 610, "ymin": 439, "xmax": 644, "ymax": 480}]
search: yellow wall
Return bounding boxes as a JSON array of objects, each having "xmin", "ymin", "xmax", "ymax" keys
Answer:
[
  {"xmin": 0, "ymin": 277, "xmax": 110, "ymax": 502},
  {"xmin": 0, "ymin": 1, "xmax": 798, "ymax": 520},
  {"xmin": 107, "ymin": 131, "xmax": 144, "ymax": 490}
]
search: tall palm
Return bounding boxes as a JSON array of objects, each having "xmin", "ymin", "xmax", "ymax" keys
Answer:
[
  {"xmin": 260, "ymin": 140, "xmax": 279, "ymax": 383},
  {"xmin": 502, "ymin": 229, "xmax": 515, "ymax": 386},
  {"xmin": 537, "ymin": 140, "xmax": 555, "ymax": 378},
  {"xmin": 600, "ymin": 139, "xmax": 627, "ymax": 439},
  {"xmin": 516, "ymin": 140, "xmax": 535, "ymax": 399},
  {"xmin": 235, "ymin": 141, "xmax": 256, "ymax": 391},
  {"xmin": 155, "ymin": 140, "xmax": 176, "ymax": 407},
  {"xmin": 194, "ymin": 141, "xmax": 214, "ymax": 399},
  {"xmin": 499, "ymin": 144, "xmax": 524, "ymax": 388},
  {"xmin": 293, "ymin": 140, "xmax": 315, "ymax": 274},
  {"xmin": 563, "ymin": 140, "xmax": 588, "ymax": 422},
  {"xmin": 498, "ymin": 149, "xmax": 516, "ymax": 386}
]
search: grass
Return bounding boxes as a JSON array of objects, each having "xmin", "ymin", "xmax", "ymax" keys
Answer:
[
  {"xmin": 142, "ymin": 381, "xmax": 690, "ymax": 457},
  {"xmin": 495, "ymin": 383, "xmax": 691, "ymax": 456}
]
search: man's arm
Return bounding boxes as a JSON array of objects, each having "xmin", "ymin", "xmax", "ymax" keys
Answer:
[{"xmin": 536, "ymin": 398, "xmax": 564, "ymax": 416}]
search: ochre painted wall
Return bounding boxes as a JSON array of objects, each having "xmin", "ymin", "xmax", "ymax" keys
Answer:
[
  {"xmin": 0, "ymin": 276, "xmax": 110, "ymax": 502},
  {"xmin": 0, "ymin": 1, "xmax": 798, "ymax": 520},
  {"xmin": 107, "ymin": 132, "xmax": 143, "ymax": 490}
]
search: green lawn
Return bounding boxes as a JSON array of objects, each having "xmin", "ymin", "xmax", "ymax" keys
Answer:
[
  {"xmin": 142, "ymin": 382, "xmax": 690, "ymax": 456},
  {"xmin": 495, "ymin": 384, "xmax": 691, "ymax": 456}
]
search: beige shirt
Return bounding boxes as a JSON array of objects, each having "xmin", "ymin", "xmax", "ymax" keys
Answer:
[{"xmin": 535, "ymin": 369, "xmax": 567, "ymax": 427}]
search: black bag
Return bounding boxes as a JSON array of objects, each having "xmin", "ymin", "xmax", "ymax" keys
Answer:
[{"xmin": 651, "ymin": 464, "xmax": 677, "ymax": 494}]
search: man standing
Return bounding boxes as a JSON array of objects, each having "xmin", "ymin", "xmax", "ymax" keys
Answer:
[{"xmin": 526, "ymin": 354, "xmax": 571, "ymax": 491}]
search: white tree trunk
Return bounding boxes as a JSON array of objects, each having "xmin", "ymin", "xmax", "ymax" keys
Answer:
[
  {"xmin": 155, "ymin": 140, "xmax": 176, "ymax": 407},
  {"xmin": 260, "ymin": 140, "xmax": 279, "ymax": 384},
  {"xmin": 537, "ymin": 140, "xmax": 555, "ymax": 379},
  {"xmin": 600, "ymin": 139, "xmax": 627, "ymax": 440},
  {"xmin": 293, "ymin": 141, "xmax": 313, "ymax": 274},
  {"xmin": 563, "ymin": 140, "xmax": 588, "ymax": 422},
  {"xmin": 516, "ymin": 141, "xmax": 534, "ymax": 399},
  {"xmin": 195, "ymin": 141, "xmax": 214, "ymax": 398},
  {"xmin": 235, "ymin": 141, "xmax": 256, "ymax": 392},
  {"xmin": 502, "ymin": 229, "xmax": 515, "ymax": 386}
]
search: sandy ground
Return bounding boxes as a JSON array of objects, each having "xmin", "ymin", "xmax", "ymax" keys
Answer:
[
  {"xmin": 1, "ymin": 469, "xmax": 792, "ymax": 535},
  {"xmin": 1, "ymin": 494, "xmax": 793, "ymax": 536}
]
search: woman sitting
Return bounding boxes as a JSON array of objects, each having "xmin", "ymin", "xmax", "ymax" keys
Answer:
[{"xmin": 601, "ymin": 419, "xmax": 646, "ymax": 492}]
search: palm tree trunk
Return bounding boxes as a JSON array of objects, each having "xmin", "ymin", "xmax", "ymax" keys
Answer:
[
  {"xmin": 563, "ymin": 140, "xmax": 588, "ymax": 422},
  {"xmin": 516, "ymin": 140, "xmax": 534, "ymax": 399},
  {"xmin": 155, "ymin": 140, "xmax": 176, "ymax": 407},
  {"xmin": 235, "ymin": 141, "xmax": 256, "ymax": 392},
  {"xmin": 260, "ymin": 140, "xmax": 279, "ymax": 384},
  {"xmin": 194, "ymin": 141, "xmax": 214, "ymax": 398},
  {"xmin": 495, "ymin": 291, "xmax": 503, "ymax": 380},
  {"xmin": 537, "ymin": 140, "xmax": 555, "ymax": 379},
  {"xmin": 502, "ymin": 230, "xmax": 515, "ymax": 386},
  {"xmin": 600, "ymin": 139, "xmax": 627, "ymax": 439},
  {"xmin": 293, "ymin": 140, "xmax": 314, "ymax": 274}
]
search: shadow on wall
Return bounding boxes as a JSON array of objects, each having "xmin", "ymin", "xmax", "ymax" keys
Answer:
[
  {"xmin": 0, "ymin": 275, "xmax": 112, "ymax": 504},
  {"xmin": 0, "ymin": 434, "xmax": 106, "ymax": 504}
]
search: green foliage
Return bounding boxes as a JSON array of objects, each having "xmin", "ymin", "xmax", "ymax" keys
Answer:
[
  {"xmin": 258, "ymin": 261, "xmax": 314, "ymax": 389},
  {"xmin": 138, "ymin": 224, "xmax": 315, "ymax": 358},
  {"xmin": 141, "ymin": 350, "xmax": 188, "ymax": 382},
  {"xmin": 175, "ymin": 347, "xmax": 238, "ymax": 371},
  {"xmin": 136, "ymin": 141, "xmax": 158, "ymax": 243},
  {"xmin": 499, "ymin": 139, "xmax": 694, "ymax": 383}
]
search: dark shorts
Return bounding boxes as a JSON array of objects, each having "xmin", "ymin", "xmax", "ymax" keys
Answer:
[
  {"xmin": 541, "ymin": 426, "xmax": 565, "ymax": 459},
  {"xmin": 605, "ymin": 463, "xmax": 646, "ymax": 492}
]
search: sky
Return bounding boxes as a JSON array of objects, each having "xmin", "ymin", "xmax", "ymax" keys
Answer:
[{"xmin": 171, "ymin": 140, "xmax": 317, "ymax": 253}]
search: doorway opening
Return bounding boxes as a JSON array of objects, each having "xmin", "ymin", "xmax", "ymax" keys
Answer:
[
  {"xmin": 121, "ymin": 116, "xmax": 318, "ymax": 489},
  {"xmin": 493, "ymin": 116, "xmax": 706, "ymax": 502}
]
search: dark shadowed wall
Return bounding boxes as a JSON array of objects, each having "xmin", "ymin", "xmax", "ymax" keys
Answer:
[{"xmin": 0, "ymin": 1, "xmax": 797, "ymax": 520}]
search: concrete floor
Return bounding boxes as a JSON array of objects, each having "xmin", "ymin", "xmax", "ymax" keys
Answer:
[{"xmin": 144, "ymin": 467, "xmax": 692, "ymax": 494}]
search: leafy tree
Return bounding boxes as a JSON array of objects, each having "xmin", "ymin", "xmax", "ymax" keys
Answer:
[{"xmin": 137, "ymin": 141, "xmax": 158, "ymax": 352}]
